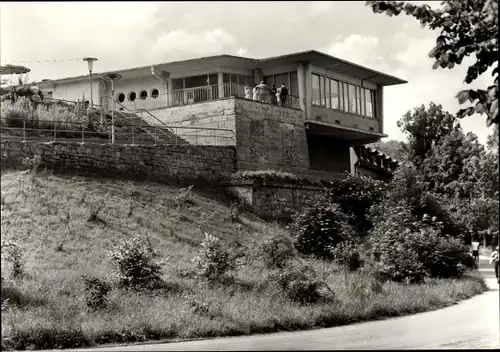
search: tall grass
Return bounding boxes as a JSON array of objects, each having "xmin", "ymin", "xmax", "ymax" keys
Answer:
[
  {"xmin": 0, "ymin": 171, "xmax": 489, "ymax": 350},
  {"xmin": 0, "ymin": 97, "xmax": 87, "ymax": 132}
]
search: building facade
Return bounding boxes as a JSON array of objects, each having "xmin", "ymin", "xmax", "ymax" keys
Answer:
[{"xmin": 36, "ymin": 50, "xmax": 407, "ymax": 179}]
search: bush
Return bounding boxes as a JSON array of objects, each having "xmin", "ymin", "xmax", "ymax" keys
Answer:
[
  {"xmin": 367, "ymin": 203, "xmax": 473, "ymax": 284},
  {"xmin": 108, "ymin": 234, "xmax": 164, "ymax": 290},
  {"xmin": 270, "ymin": 263, "xmax": 333, "ymax": 304},
  {"xmin": 329, "ymin": 240, "xmax": 363, "ymax": 272},
  {"xmin": 324, "ymin": 173, "xmax": 387, "ymax": 237},
  {"xmin": 1, "ymin": 240, "xmax": 25, "ymax": 280},
  {"xmin": 259, "ymin": 232, "xmax": 296, "ymax": 269},
  {"xmin": 82, "ymin": 275, "xmax": 112, "ymax": 310},
  {"xmin": 192, "ymin": 232, "xmax": 236, "ymax": 281},
  {"xmin": 231, "ymin": 170, "xmax": 323, "ymax": 186},
  {"xmin": 290, "ymin": 196, "xmax": 353, "ymax": 259}
]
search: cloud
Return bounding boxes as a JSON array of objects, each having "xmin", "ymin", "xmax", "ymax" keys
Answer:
[
  {"xmin": 236, "ymin": 47, "xmax": 249, "ymax": 57},
  {"xmin": 150, "ymin": 28, "xmax": 238, "ymax": 61}
]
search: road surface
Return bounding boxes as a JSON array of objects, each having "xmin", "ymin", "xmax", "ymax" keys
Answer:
[{"xmin": 64, "ymin": 257, "xmax": 500, "ymax": 350}]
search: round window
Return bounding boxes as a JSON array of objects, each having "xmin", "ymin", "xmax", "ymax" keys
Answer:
[
  {"xmin": 117, "ymin": 93, "xmax": 125, "ymax": 103},
  {"xmin": 140, "ymin": 90, "xmax": 148, "ymax": 100},
  {"xmin": 151, "ymin": 88, "xmax": 159, "ymax": 99},
  {"xmin": 128, "ymin": 92, "xmax": 137, "ymax": 102}
]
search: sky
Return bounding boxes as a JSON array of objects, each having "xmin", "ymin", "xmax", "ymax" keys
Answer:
[{"xmin": 0, "ymin": 1, "xmax": 495, "ymax": 145}]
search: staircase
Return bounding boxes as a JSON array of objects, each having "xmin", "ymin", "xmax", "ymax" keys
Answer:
[{"xmin": 100, "ymin": 98, "xmax": 189, "ymax": 146}]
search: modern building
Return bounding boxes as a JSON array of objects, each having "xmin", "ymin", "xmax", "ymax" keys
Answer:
[{"xmin": 36, "ymin": 50, "xmax": 407, "ymax": 179}]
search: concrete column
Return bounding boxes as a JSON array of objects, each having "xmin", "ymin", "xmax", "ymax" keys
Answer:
[
  {"xmin": 253, "ymin": 69, "xmax": 263, "ymax": 84},
  {"xmin": 304, "ymin": 62, "xmax": 312, "ymax": 120},
  {"xmin": 218, "ymin": 72, "xmax": 224, "ymax": 98},
  {"xmin": 166, "ymin": 79, "xmax": 172, "ymax": 106},
  {"xmin": 297, "ymin": 62, "xmax": 306, "ymax": 118},
  {"xmin": 376, "ymin": 84, "xmax": 384, "ymax": 134}
]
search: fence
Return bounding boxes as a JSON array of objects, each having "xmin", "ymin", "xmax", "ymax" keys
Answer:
[
  {"xmin": 0, "ymin": 116, "xmax": 235, "ymax": 146},
  {"xmin": 105, "ymin": 83, "xmax": 301, "ymax": 111}
]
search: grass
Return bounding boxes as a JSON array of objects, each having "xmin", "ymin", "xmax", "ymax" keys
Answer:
[{"xmin": 0, "ymin": 169, "xmax": 488, "ymax": 350}]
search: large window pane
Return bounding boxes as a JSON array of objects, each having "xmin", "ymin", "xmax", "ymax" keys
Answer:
[
  {"xmin": 355, "ymin": 87, "xmax": 361, "ymax": 114},
  {"xmin": 185, "ymin": 75, "xmax": 207, "ymax": 89},
  {"xmin": 172, "ymin": 78, "xmax": 183, "ymax": 91},
  {"xmin": 348, "ymin": 84, "xmax": 356, "ymax": 113},
  {"xmin": 365, "ymin": 88, "xmax": 373, "ymax": 117},
  {"xmin": 312, "ymin": 74, "xmax": 320, "ymax": 105},
  {"xmin": 343, "ymin": 83, "xmax": 350, "ymax": 112},
  {"xmin": 339, "ymin": 82, "xmax": 344, "ymax": 111},
  {"xmin": 208, "ymin": 74, "xmax": 218, "ymax": 85},
  {"xmin": 372, "ymin": 90, "xmax": 377, "ymax": 118},
  {"xmin": 360, "ymin": 88, "xmax": 366, "ymax": 116},
  {"xmin": 289, "ymin": 72, "xmax": 298, "ymax": 96},
  {"xmin": 319, "ymin": 75, "xmax": 326, "ymax": 106},
  {"xmin": 325, "ymin": 78, "xmax": 331, "ymax": 108},
  {"xmin": 264, "ymin": 75, "xmax": 273, "ymax": 86},
  {"xmin": 330, "ymin": 79, "xmax": 339, "ymax": 109},
  {"xmin": 274, "ymin": 73, "xmax": 289, "ymax": 88},
  {"xmin": 223, "ymin": 73, "xmax": 231, "ymax": 83}
]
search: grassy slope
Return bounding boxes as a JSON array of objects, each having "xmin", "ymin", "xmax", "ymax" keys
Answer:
[{"xmin": 0, "ymin": 169, "xmax": 488, "ymax": 350}]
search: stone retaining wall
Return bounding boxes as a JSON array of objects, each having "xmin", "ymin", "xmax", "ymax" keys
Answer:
[
  {"xmin": 1, "ymin": 140, "xmax": 236, "ymax": 184},
  {"xmin": 226, "ymin": 180, "xmax": 323, "ymax": 220}
]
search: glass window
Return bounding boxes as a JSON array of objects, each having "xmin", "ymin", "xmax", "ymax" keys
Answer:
[
  {"xmin": 208, "ymin": 74, "xmax": 218, "ymax": 85},
  {"xmin": 325, "ymin": 78, "xmax": 331, "ymax": 108},
  {"xmin": 274, "ymin": 73, "xmax": 289, "ymax": 88},
  {"xmin": 360, "ymin": 88, "xmax": 366, "ymax": 116},
  {"xmin": 319, "ymin": 75, "xmax": 326, "ymax": 106},
  {"xmin": 312, "ymin": 74, "xmax": 320, "ymax": 105},
  {"xmin": 372, "ymin": 90, "xmax": 377, "ymax": 118},
  {"xmin": 264, "ymin": 75, "xmax": 273, "ymax": 86},
  {"xmin": 330, "ymin": 79, "xmax": 339, "ymax": 109},
  {"xmin": 172, "ymin": 78, "xmax": 183, "ymax": 91},
  {"xmin": 348, "ymin": 84, "xmax": 356, "ymax": 113},
  {"xmin": 365, "ymin": 88, "xmax": 373, "ymax": 118},
  {"xmin": 339, "ymin": 82, "xmax": 344, "ymax": 111},
  {"xmin": 289, "ymin": 72, "xmax": 298, "ymax": 96},
  {"xmin": 184, "ymin": 75, "xmax": 207, "ymax": 89}
]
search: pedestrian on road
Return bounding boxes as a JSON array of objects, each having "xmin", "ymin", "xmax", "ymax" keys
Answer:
[
  {"xmin": 471, "ymin": 238, "xmax": 480, "ymax": 263},
  {"xmin": 489, "ymin": 246, "xmax": 499, "ymax": 283}
]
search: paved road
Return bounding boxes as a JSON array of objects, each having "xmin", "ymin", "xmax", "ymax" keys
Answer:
[{"xmin": 67, "ymin": 257, "xmax": 499, "ymax": 351}]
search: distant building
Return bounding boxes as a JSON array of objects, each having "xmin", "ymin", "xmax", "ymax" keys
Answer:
[{"xmin": 36, "ymin": 50, "xmax": 407, "ymax": 180}]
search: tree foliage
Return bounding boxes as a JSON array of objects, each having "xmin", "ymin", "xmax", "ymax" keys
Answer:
[
  {"xmin": 397, "ymin": 102, "xmax": 459, "ymax": 165},
  {"xmin": 366, "ymin": 0, "xmax": 499, "ymax": 126}
]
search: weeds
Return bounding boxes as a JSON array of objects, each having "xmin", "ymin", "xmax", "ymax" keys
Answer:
[
  {"xmin": 82, "ymin": 275, "xmax": 112, "ymax": 311},
  {"xmin": 1, "ymin": 240, "xmax": 25, "ymax": 280},
  {"xmin": 87, "ymin": 199, "xmax": 104, "ymax": 222}
]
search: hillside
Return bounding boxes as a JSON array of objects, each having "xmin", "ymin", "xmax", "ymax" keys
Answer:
[{"xmin": 0, "ymin": 169, "xmax": 487, "ymax": 350}]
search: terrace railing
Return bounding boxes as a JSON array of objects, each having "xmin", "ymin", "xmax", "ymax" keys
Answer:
[
  {"xmin": 114, "ymin": 83, "xmax": 301, "ymax": 111},
  {"xmin": 0, "ymin": 116, "xmax": 235, "ymax": 146}
]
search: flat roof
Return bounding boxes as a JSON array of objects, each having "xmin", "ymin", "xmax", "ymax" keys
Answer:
[{"xmin": 36, "ymin": 50, "xmax": 407, "ymax": 87}]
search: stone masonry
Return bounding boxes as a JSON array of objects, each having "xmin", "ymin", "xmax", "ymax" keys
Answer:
[{"xmin": 1, "ymin": 140, "xmax": 236, "ymax": 184}]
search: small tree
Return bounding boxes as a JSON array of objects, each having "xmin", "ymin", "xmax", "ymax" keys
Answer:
[
  {"xmin": 192, "ymin": 232, "xmax": 236, "ymax": 281},
  {"xmin": 108, "ymin": 234, "xmax": 163, "ymax": 290}
]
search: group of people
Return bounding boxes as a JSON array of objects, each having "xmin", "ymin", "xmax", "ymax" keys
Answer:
[
  {"xmin": 244, "ymin": 81, "xmax": 289, "ymax": 107},
  {"xmin": 471, "ymin": 239, "xmax": 499, "ymax": 283}
]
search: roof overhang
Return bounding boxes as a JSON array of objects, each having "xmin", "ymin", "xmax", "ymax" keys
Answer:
[
  {"xmin": 260, "ymin": 50, "xmax": 407, "ymax": 87},
  {"xmin": 305, "ymin": 120, "xmax": 387, "ymax": 145}
]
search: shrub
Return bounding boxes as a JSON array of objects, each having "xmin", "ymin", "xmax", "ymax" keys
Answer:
[
  {"xmin": 270, "ymin": 263, "xmax": 333, "ymax": 304},
  {"xmin": 329, "ymin": 240, "xmax": 363, "ymax": 272},
  {"xmin": 1, "ymin": 240, "xmax": 25, "ymax": 280},
  {"xmin": 192, "ymin": 232, "xmax": 236, "ymax": 281},
  {"xmin": 82, "ymin": 275, "xmax": 112, "ymax": 310},
  {"xmin": 367, "ymin": 203, "xmax": 473, "ymax": 284},
  {"xmin": 290, "ymin": 195, "xmax": 353, "ymax": 259},
  {"xmin": 108, "ymin": 234, "xmax": 164, "ymax": 290},
  {"xmin": 324, "ymin": 173, "xmax": 387, "ymax": 237},
  {"xmin": 231, "ymin": 170, "xmax": 323, "ymax": 186},
  {"xmin": 259, "ymin": 232, "xmax": 296, "ymax": 269}
]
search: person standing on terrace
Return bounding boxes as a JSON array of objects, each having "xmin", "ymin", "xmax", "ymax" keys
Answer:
[
  {"xmin": 244, "ymin": 85, "xmax": 252, "ymax": 99},
  {"xmin": 278, "ymin": 83, "xmax": 289, "ymax": 107}
]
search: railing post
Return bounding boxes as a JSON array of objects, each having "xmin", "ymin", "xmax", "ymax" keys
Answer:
[{"xmin": 23, "ymin": 120, "xmax": 26, "ymax": 141}]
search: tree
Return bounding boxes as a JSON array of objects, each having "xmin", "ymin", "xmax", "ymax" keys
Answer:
[
  {"xmin": 397, "ymin": 102, "xmax": 458, "ymax": 165},
  {"xmin": 366, "ymin": 0, "xmax": 499, "ymax": 126},
  {"xmin": 486, "ymin": 124, "xmax": 499, "ymax": 152}
]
